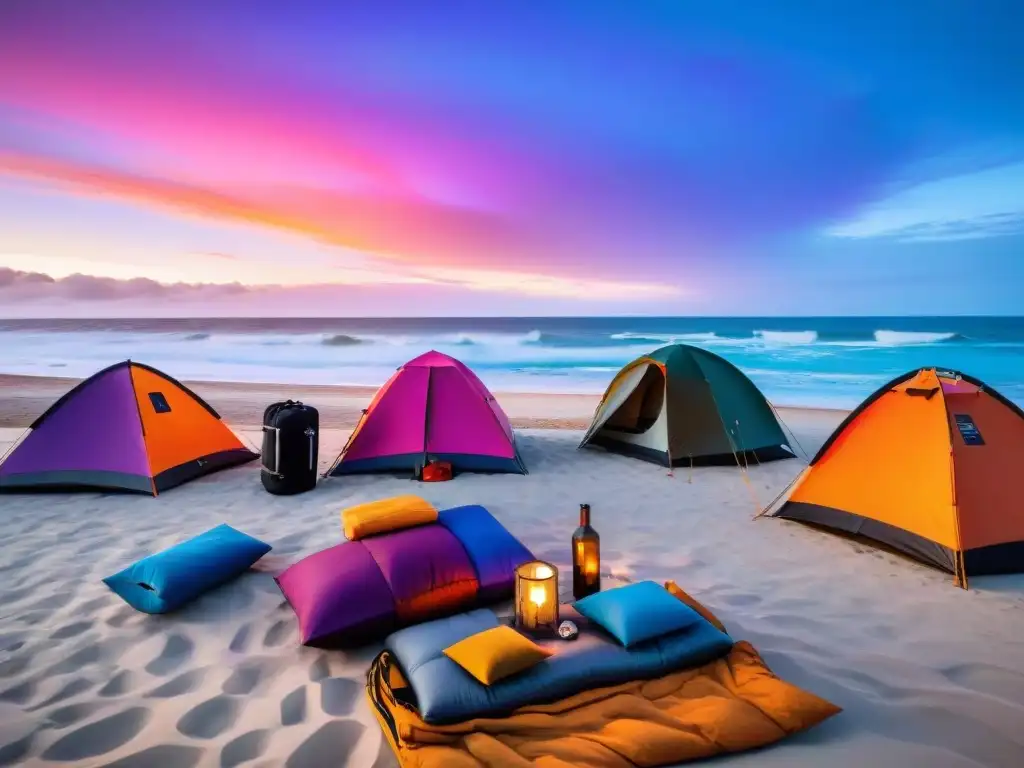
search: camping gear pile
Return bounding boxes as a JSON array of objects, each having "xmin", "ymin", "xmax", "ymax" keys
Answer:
[
  {"xmin": 4, "ymin": 345, "xmax": 1024, "ymax": 767},
  {"xmin": 368, "ymin": 581, "xmax": 842, "ymax": 767}
]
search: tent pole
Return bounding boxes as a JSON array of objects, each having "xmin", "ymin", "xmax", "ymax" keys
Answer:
[
  {"xmin": 769, "ymin": 401, "xmax": 810, "ymax": 461},
  {"xmin": 419, "ymin": 367, "xmax": 433, "ymax": 479},
  {"xmin": 703, "ymin": 385, "xmax": 762, "ymax": 516},
  {"xmin": 662, "ymin": 374, "xmax": 673, "ymax": 477},
  {"xmin": 755, "ymin": 467, "xmax": 807, "ymax": 520},
  {"xmin": 0, "ymin": 426, "xmax": 30, "ymax": 467},
  {"xmin": 325, "ymin": 408, "xmax": 365, "ymax": 479}
]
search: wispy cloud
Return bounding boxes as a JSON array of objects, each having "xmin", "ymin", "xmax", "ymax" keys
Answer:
[
  {"xmin": 0, "ymin": 267, "xmax": 249, "ymax": 302},
  {"xmin": 827, "ymin": 161, "xmax": 1024, "ymax": 242}
]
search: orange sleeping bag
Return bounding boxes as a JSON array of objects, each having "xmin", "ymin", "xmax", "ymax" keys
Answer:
[{"xmin": 367, "ymin": 581, "xmax": 841, "ymax": 767}]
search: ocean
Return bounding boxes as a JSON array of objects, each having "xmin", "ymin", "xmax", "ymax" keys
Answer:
[{"xmin": 1, "ymin": 317, "xmax": 1022, "ymax": 409}]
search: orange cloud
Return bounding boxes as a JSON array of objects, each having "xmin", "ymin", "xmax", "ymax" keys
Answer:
[{"xmin": 0, "ymin": 150, "xmax": 543, "ymax": 269}]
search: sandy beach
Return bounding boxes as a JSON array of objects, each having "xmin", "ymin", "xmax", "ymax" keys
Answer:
[{"xmin": 2, "ymin": 376, "xmax": 1024, "ymax": 767}]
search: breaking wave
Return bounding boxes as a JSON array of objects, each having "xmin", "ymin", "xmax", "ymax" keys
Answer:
[
  {"xmin": 320, "ymin": 334, "xmax": 364, "ymax": 347},
  {"xmin": 0, "ymin": 317, "xmax": 1018, "ymax": 407},
  {"xmin": 872, "ymin": 330, "xmax": 961, "ymax": 345},
  {"xmin": 610, "ymin": 329, "xmax": 964, "ymax": 348},
  {"xmin": 609, "ymin": 331, "xmax": 722, "ymax": 343}
]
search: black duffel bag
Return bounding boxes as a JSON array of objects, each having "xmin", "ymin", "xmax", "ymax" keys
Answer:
[{"xmin": 261, "ymin": 400, "xmax": 319, "ymax": 495}]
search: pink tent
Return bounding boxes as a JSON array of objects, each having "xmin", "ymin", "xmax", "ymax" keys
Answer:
[{"xmin": 327, "ymin": 351, "xmax": 526, "ymax": 476}]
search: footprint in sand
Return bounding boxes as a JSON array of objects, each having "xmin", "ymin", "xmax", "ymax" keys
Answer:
[
  {"xmin": 0, "ymin": 679, "xmax": 36, "ymax": 705},
  {"xmin": 280, "ymin": 686, "xmax": 306, "ymax": 726},
  {"xmin": 17, "ymin": 609, "xmax": 54, "ymax": 626},
  {"xmin": 144, "ymin": 669, "xmax": 206, "ymax": 699},
  {"xmin": 307, "ymin": 655, "xmax": 330, "ymax": 682},
  {"xmin": 46, "ymin": 700, "xmax": 109, "ymax": 728},
  {"xmin": 223, "ymin": 661, "xmax": 273, "ymax": 696},
  {"xmin": 99, "ymin": 670, "xmax": 135, "ymax": 698},
  {"xmin": 41, "ymin": 707, "xmax": 150, "ymax": 762},
  {"xmin": 73, "ymin": 596, "xmax": 113, "ymax": 617},
  {"xmin": 176, "ymin": 696, "xmax": 242, "ymax": 739},
  {"xmin": 145, "ymin": 634, "xmax": 194, "ymax": 676},
  {"xmin": 943, "ymin": 662, "xmax": 1024, "ymax": 703},
  {"xmin": 220, "ymin": 729, "xmax": 269, "ymax": 767},
  {"xmin": 228, "ymin": 624, "xmax": 251, "ymax": 654},
  {"xmin": 29, "ymin": 677, "xmax": 96, "ymax": 710},
  {"xmin": 0, "ymin": 584, "xmax": 37, "ymax": 607},
  {"xmin": 97, "ymin": 744, "xmax": 204, "ymax": 768},
  {"xmin": 320, "ymin": 677, "xmax": 359, "ymax": 716},
  {"xmin": 285, "ymin": 720, "xmax": 364, "ymax": 768},
  {"xmin": 50, "ymin": 621, "xmax": 95, "ymax": 641},
  {"xmin": 262, "ymin": 619, "xmax": 293, "ymax": 648},
  {"xmin": 46, "ymin": 644, "xmax": 109, "ymax": 677},
  {"xmin": 0, "ymin": 733, "xmax": 35, "ymax": 767},
  {"xmin": 106, "ymin": 606, "xmax": 141, "ymax": 629},
  {"xmin": 0, "ymin": 654, "xmax": 31, "ymax": 679},
  {"xmin": 0, "ymin": 632, "xmax": 27, "ymax": 653},
  {"xmin": 22, "ymin": 592, "xmax": 77, "ymax": 613}
]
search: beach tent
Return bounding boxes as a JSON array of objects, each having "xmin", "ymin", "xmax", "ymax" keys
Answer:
[
  {"xmin": 764, "ymin": 368, "xmax": 1024, "ymax": 588},
  {"xmin": 579, "ymin": 343, "xmax": 794, "ymax": 467},
  {"xmin": 327, "ymin": 350, "xmax": 526, "ymax": 476},
  {"xmin": 0, "ymin": 360, "xmax": 258, "ymax": 495}
]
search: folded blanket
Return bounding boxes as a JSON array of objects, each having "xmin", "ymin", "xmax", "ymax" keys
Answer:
[
  {"xmin": 342, "ymin": 495, "xmax": 438, "ymax": 540},
  {"xmin": 367, "ymin": 581, "xmax": 842, "ymax": 767}
]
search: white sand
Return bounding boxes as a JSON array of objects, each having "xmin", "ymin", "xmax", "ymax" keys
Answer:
[{"xmin": 2, "ymin": 418, "xmax": 1024, "ymax": 767}]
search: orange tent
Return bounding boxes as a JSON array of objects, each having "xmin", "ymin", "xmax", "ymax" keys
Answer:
[
  {"xmin": 765, "ymin": 368, "xmax": 1024, "ymax": 588},
  {"xmin": 0, "ymin": 360, "xmax": 258, "ymax": 495}
]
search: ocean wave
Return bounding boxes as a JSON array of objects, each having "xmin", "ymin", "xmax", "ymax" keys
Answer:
[
  {"xmin": 1, "ymin": 324, "xmax": 1021, "ymax": 407},
  {"xmin": 754, "ymin": 330, "xmax": 819, "ymax": 344},
  {"xmin": 609, "ymin": 331, "xmax": 722, "ymax": 343},
  {"xmin": 611, "ymin": 328, "xmax": 967, "ymax": 348},
  {"xmin": 448, "ymin": 329, "xmax": 544, "ymax": 346},
  {"xmin": 321, "ymin": 333, "xmax": 364, "ymax": 347},
  {"xmin": 183, "ymin": 332, "xmax": 210, "ymax": 341},
  {"xmin": 872, "ymin": 330, "xmax": 961, "ymax": 345}
]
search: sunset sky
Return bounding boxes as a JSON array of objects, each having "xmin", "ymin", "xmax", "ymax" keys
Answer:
[{"xmin": 1, "ymin": 1, "xmax": 1022, "ymax": 317}]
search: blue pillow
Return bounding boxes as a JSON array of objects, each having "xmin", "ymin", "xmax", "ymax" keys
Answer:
[
  {"xmin": 573, "ymin": 580, "xmax": 703, "ymax": 648},
  {"xmin": 103, "ymin": 524, "xmax": 271, "ymax": 614}
]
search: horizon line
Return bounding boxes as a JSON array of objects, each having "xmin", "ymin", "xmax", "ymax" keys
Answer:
[{"xmin": 1, "ymin": 313, "xmax": 1023, "ymax": 321}]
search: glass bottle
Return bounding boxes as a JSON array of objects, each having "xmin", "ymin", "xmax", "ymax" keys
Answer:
[{"xmin": 572, "ymin": 503, "xmax": 601, "ymax": 599}]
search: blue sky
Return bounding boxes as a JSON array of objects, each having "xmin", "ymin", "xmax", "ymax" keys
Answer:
[{"xmin": 0, "ymin": 1, "xmax": 1021, "ymax": 316}]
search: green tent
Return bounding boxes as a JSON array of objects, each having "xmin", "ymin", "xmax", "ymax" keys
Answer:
[{"xmin": 578, "ymin": 344, "xmax": 795, "ymax": 467}]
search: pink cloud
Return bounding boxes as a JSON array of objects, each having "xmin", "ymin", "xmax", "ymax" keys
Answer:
[{"xmin": 0, "ymin": 151, "xmax": 556, "ymax": 272}]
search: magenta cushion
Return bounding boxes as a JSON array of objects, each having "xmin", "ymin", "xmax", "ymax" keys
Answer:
[
  {"xmin": 275, "ymin": 541, "xmax": 396, "ymax": 646},
  {"xmin": 275, "ymin": 505, "xmax": 534, "ymax": 647},
  {"xmin": 361, "ymin": 525, "xmax": 478, "ymax": 615}
]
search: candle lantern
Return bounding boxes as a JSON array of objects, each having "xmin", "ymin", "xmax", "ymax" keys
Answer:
[
  {"xmin": 572, "ymin": 503, "xmax": 601, "ymax": 600},
  {"xmin": 514, "ymin": 560, "xmax": 559, "ymax": 634}
]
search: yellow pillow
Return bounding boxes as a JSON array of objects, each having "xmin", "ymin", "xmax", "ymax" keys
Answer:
[
  {"xmin": 443, "ymin": 625, "xmax": 552, "ymax": 685},
  {"xmin": 342, "ymin": 495, "xmax": 437, "ymax": 540}
]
